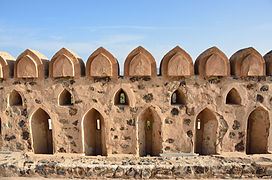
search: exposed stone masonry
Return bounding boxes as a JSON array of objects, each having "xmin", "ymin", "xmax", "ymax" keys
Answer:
[{"xmin": 1, "ymin": 153, "xmax": 272, "ymax": 179}]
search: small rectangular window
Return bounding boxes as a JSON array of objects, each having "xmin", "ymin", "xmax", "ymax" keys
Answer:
[
  {"xmin": 48, "ymin": 119, "xmax": 52, "ymax": 130},
  {"xmin": 96, "ymin": 119, "xmax": 100, "ymax": 130},
  {"xmin": 146, "ymin": 120, "xmax": 151, "ymax": 130},
  {"xmin": 197, "ymin": 119, "xmax": 201, "ymax": 130}
]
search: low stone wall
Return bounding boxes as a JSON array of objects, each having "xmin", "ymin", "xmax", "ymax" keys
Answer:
[{"xmin": 1, "ymin": 152, "xmax": 272, "ymax": 179}]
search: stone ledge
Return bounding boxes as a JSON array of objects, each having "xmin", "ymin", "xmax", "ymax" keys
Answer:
[{"xmin": 1, "ymin": 152, "xmax": 272, "ymax": 179}]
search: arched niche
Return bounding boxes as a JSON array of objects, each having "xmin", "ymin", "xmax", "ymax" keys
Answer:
[
  {"xmin": 230, "ymin": 47, "xmax": 265, "ymax": 77},
  {"xmin": 195, "ymin": 46, "xmax": 230, "ymax": 77},
  {"xmin": 246, "ymin": 107, "xmax": 270, "ymax": 154},
  {"xmin": 124, "ymin": 46, "xmax": 157, "ymax": 77},
  {"xmin": 50, "ymin": 48, "xmax": 85, "ymax": 78},
  {"xmin": 226, "ymin": 88, "xmax": 241, "ymax": 105},
  {"xmin": 114, "ymin": 89, "xmax": 129, "ymax": 106},
  {"xmin": 0, "ymin": 51, "xmax": 15, "ymax": 79},
  {"xmin": 195, "ymin": 108, "xmax": 218, "ymax": 155},
  {"xmin": 82, "ymin": 108, "xmax": 106, "ymax": 156},
  {"xmin": 264, "ymin": 50, "xmax": 272, "ymax": 76},
  {"xmin": 160, "ymin": 46, "xmax": 194, "ymax": 77},
  {"xmin": 31, "ymin": 108, "xmax": 53, "ymax": 154},
  {"xmin": 59, "ymin": 89, "xmax": 73, "ymax": 106},
  {"xmin": 15, "ymin": 49, "xmax": 49, "ymax": 79},
  {"xmin": 138, "ymin": 107, "xmax": 162, "ymax": 156},
  {"xmin": 9, "ymin": 90, "xmax": 23, "ymax": 106},
  {"xmin": 86, "ymin": 47, "xmax": 119, "ymax": 78},
  {"xmin": 171, "ymin": 89, "xmax": 186, "ymax": 105}
]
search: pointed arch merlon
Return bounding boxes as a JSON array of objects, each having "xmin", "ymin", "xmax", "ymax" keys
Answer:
[
  {"xmin": 264, "ymin": 50, "xmax": 272, "ymax": 76},
  {"xmin": 15, "ymin": 49, "xmax": 49, "ymax": 79},
  {"xmin": 49, "ymin": 48, "xmax": 85, "ymax": 78},
  {"xmin": 195, "ymin": 108, "xmax": 218, "ymax": 155},
  {"xmin": 160, "ymin": 46, "xmax": 194, "ymax": 77},
  {"xmin": 114, "ymin": 88, "xmax": 129, "ymax": 105},
  {"xmin": 86, "ymin": 47, "xmax": 119, "ymax": 78},
  {"xmin": 246, "ymin": 107, "xmax": 270, "ymax": 154},
  {"xmin": 0, "ymin": 51, "xmax": 15, "ymax": 79},
  {"xmin": 230, "ymin": 47, "xmax": 265, "ymax": 77},
  {"xmin": 82, "ymin": 108, "xmax": 106, "ymax": 156},
  {"xmin": 124, "ymin": 46, "xmax": 157, "ymax": 77},
  {"xmin": 226, "ymin": 88, "xmax": 241, "ymax": 105},
  {"xmin": 195, "ymin": 47, "xmax": 230, "ymax": 77},
  {"xmin": 9, "ymin": 90, "xmax": 23, "ymax": 106},
  {"xmin": 31, "ymin": 108, "xmax": 53, "ymax": 154},
  {"xmin": 59, "ymin": 89, "xmax": 73, "ymax": 106}
]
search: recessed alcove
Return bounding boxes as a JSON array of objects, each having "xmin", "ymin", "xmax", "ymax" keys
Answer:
[
  {"xmin": 59, "ymin": 89, "xmax": 73, "ymax": 106},
  {"xmin": 138, "ymin": 107, "xmax": 162, "ymax": 156},
  {"xmin": 246, "ymin": 107, "xmax": 270, "ymax": 154},
  {"xmin": 226, "ymin": 88, "xmax": 241, "ymax": 105},
  {"xmin": 9, "ymin": 90, "xmax": 23, "ymax": 106},
  {"xmin": 83, "ymin": 109, "xmax": 106, "ymax": 156},
  {"xmin": 114, "ymin": 89, "xmax": 129, "ymax": 106},
  {"xmin": 171, "ymin": 89, "xmax": 186, "ymax": 105},
  {"xmin": 31, "ymin": 108, "xmax": 53, "ymax": 154},
  {"xmin": 195, "ymin": 108, "xmax": 218, "ymax": 155}
]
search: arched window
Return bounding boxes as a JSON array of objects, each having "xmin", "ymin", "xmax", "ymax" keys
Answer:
[
  {"xmin": 59, "ymin": 89, "xmax": 73, "ymax": 106},
  {"xmin": 114, "ymin": 89, "xmax": 129, "ymax": 105},
  {"xmin": 226, "ymin": 88, "xmax": 241, "ymax": 105},
  {"xmin": 9, "ymin": 90, "xmax": 23, "ymax": 106},
  {"xmin": 171, "ymin": 89, "xmax": 186, "ymax": 105}
]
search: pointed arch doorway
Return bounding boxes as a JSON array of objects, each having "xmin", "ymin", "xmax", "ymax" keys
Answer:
[
  {"xmin": 31, "ymin": 108, "xmax": 53, "ymax": 154},
  {"xmin": 246, "ymin": 107, "xmax": 270, "ymax": 154},
  {"xmin": 83, "ymin": 108, "xmax": 106, "ymax": 156},
  {"xmin": 195, "ymin": 108, "xmax": 218, "ymax": 155},
  {"xmin": 138, "ymin": 107, "xmax": 162, "ymax": 156}
]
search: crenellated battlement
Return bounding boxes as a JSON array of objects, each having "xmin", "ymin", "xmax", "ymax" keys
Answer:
[
  {"xmin": 0, "ymin": 46, "xmax": 272, "ymax": 157},
  {"xmin": 1, "ymin": 46, "xmax": 272, "ymax": 79}
]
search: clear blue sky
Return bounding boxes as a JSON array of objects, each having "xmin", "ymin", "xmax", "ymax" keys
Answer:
[{"xmin": 1, "ymin": 0, "xmax": 272, "ymax": 71}]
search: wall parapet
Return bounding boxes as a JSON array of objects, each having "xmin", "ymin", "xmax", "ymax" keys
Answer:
[{"xmin": 0, "ymin": 46, "xmax": 271, "ymax": 79}]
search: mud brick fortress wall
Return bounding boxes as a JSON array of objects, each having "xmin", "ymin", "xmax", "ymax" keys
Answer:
[{"xmin": 0, "ymin": 46, "xmax": 272, "ymax": 157}]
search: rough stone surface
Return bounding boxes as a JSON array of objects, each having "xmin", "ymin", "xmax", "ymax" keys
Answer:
[{"xmin": 0, "ymin": 153, "xmax": 272, "ymax": 178}]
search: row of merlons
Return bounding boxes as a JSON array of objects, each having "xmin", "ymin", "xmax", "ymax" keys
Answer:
[{"xmin": 0, "ymin": 46, "xmax": 271, "ymax": 79}]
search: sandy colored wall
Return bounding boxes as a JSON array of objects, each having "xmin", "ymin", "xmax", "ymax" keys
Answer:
[{"xmin": 0, "ymin": 76, "xmax": 271, "ymax": 156}]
